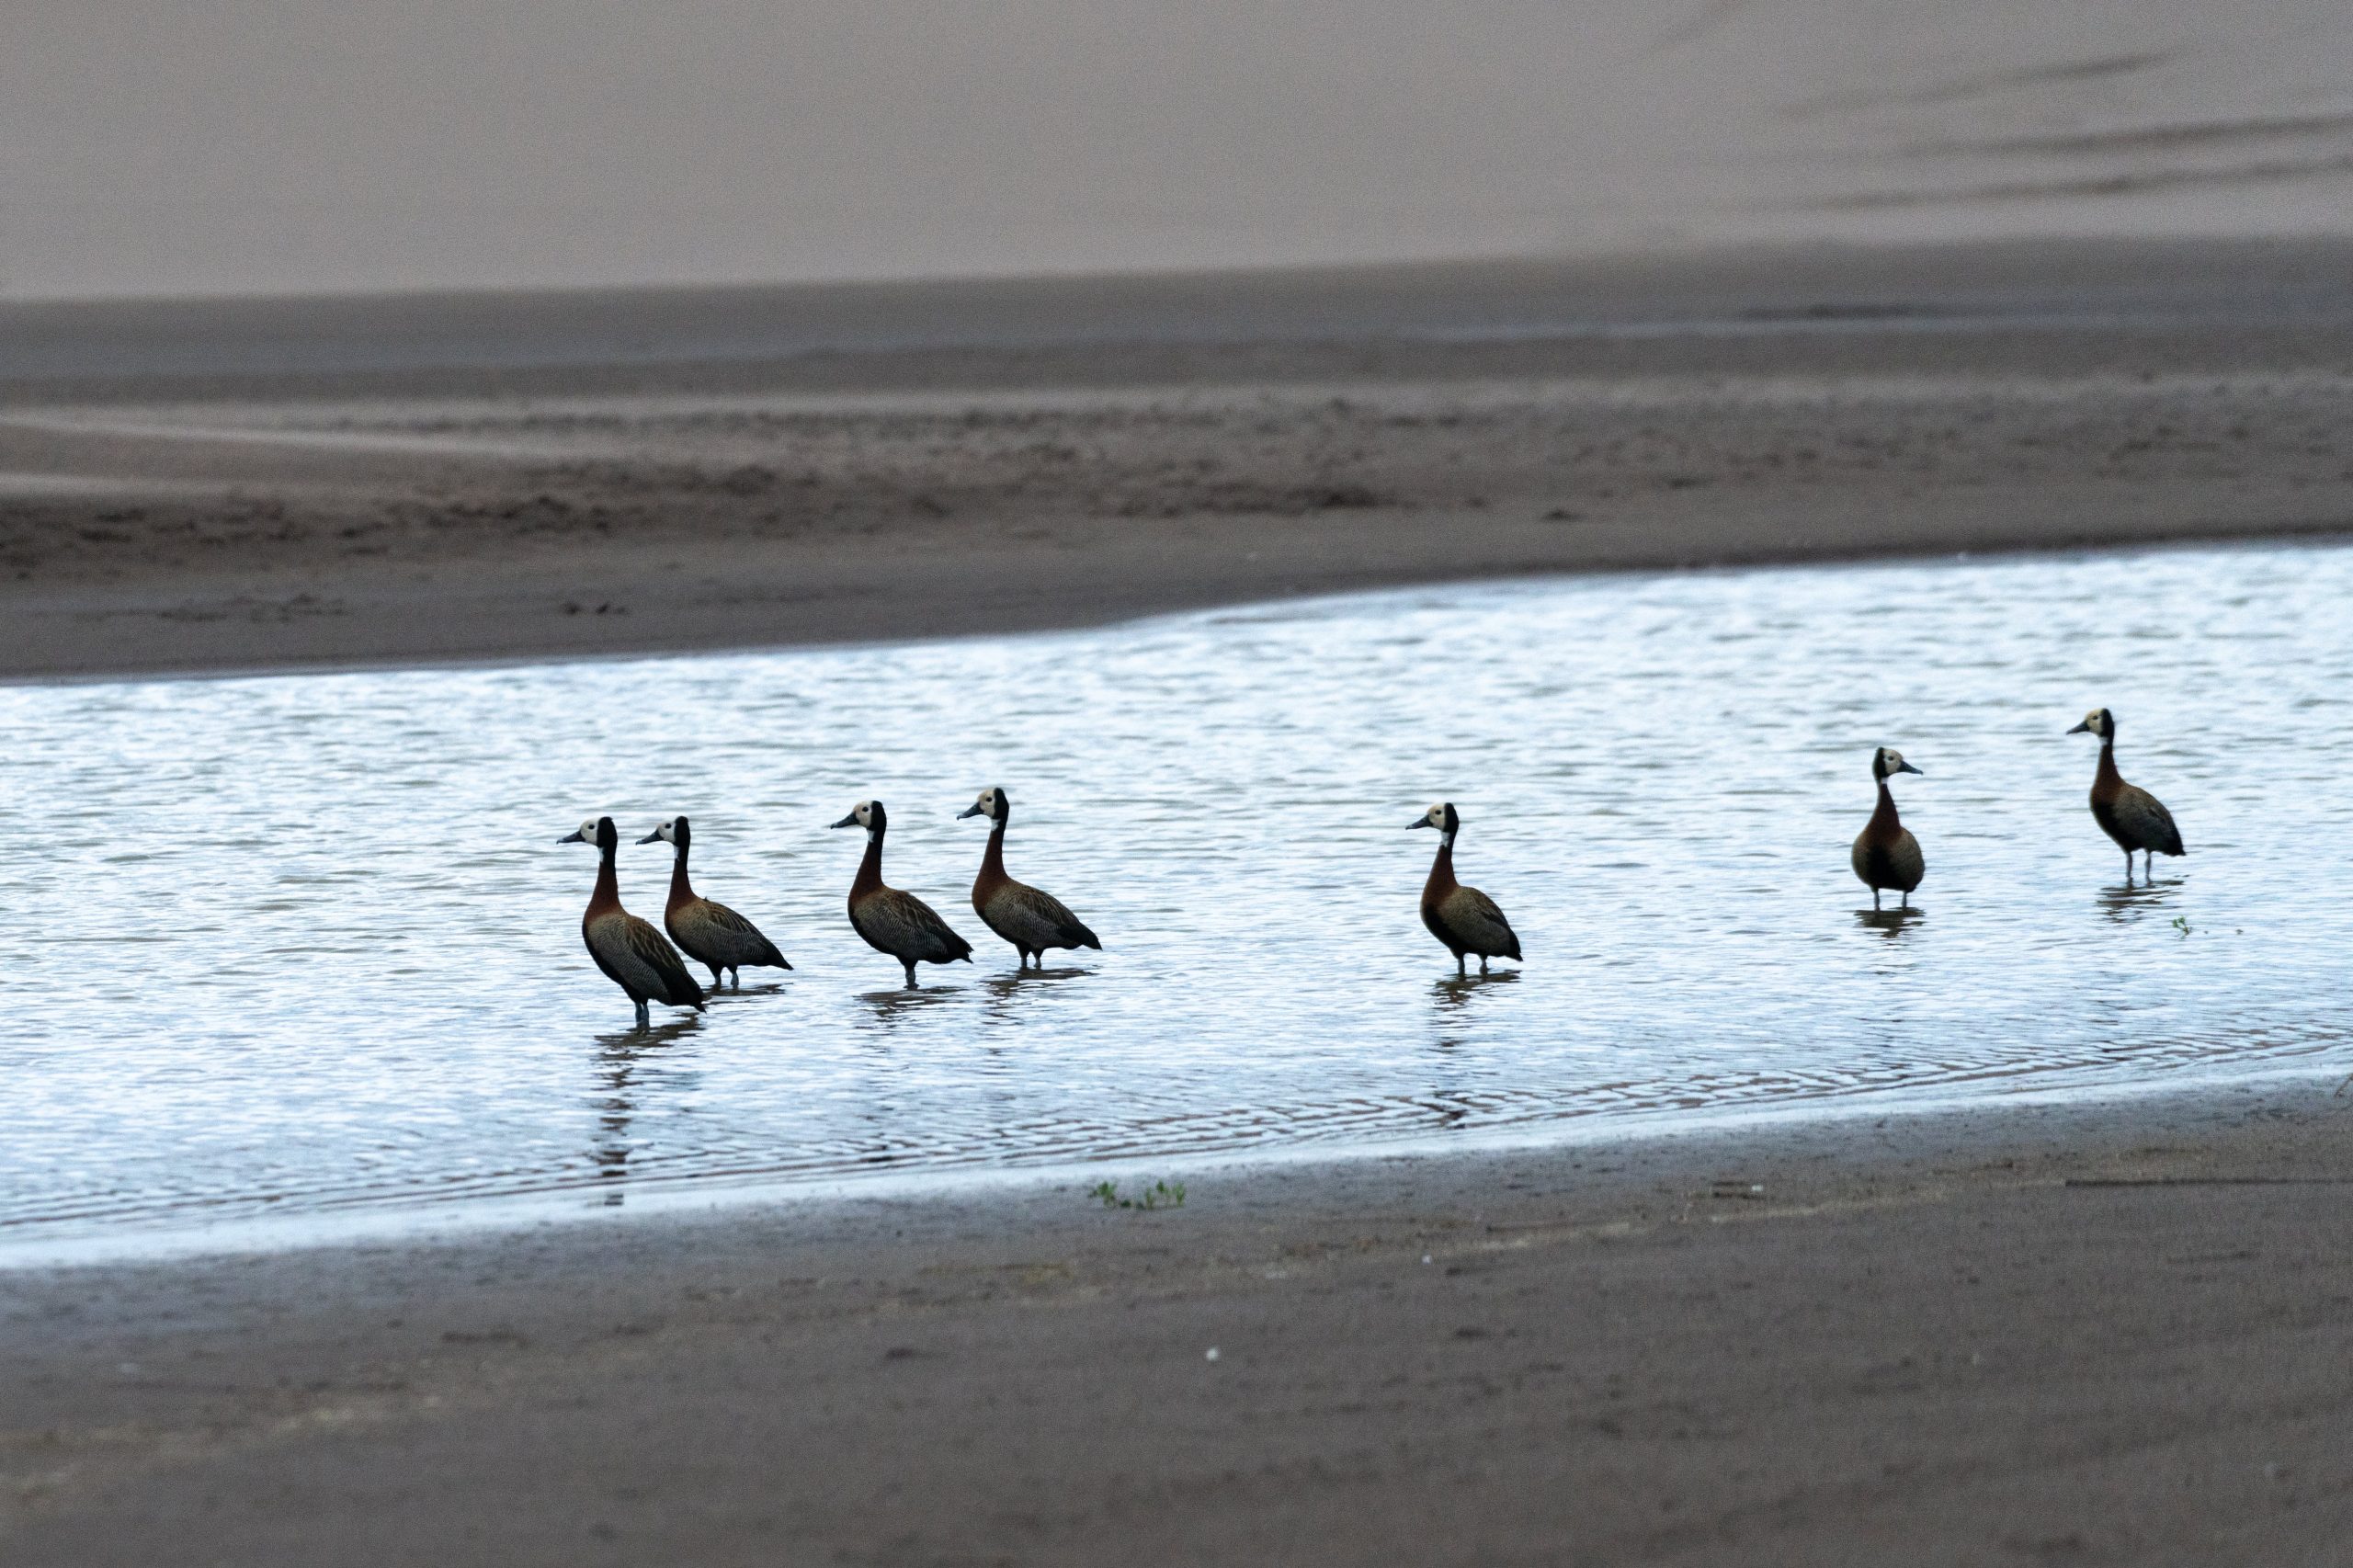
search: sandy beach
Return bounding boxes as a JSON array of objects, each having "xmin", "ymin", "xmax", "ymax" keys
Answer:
[
  {"xmin": 14, "ymin": 0, "xmax": 2353, "ymax": 1552},
  {"xmin": 9, "ymin": 1083, "xmax": 2353, "ymax": 1565},
  {"xmin": 6, "ymin": 239, "xmax": 2353, "ymax": 680},
  {"xmin": 7, "ymin": 241, "xmax": 2353, "ymax": 1562}
]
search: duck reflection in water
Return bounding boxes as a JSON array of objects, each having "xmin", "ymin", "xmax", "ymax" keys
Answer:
[
  {"xmin": 985, "ymin": 963, "xmax": 1089, "ymax": 994},
  {"xmin": 590, "ymin": 1017, "xmax": 702, "ymax": 1203},
  {"xmin": 2098, "ymin": 875, "xmax": 2182, "ymax": 925},
  {"xmin": 1433, "ymin": 969, "xmax": 1520, "ymax": 1013},
  {"xmin": 1430, "ymin": 968, "xmax": 1518, "ymax": 1059},
  {"xmin": 1855, "ymin": 906, "xmax": 1925, "ymax": 939},
  {"xmin": 857, "ymin": 985, "xmax": 957, "ymax": 1028}
]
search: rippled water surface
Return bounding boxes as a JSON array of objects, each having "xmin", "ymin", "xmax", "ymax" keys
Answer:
[{"xmin": 8, "ymin": 544, "xmax": 2352, "ymax": 1253}]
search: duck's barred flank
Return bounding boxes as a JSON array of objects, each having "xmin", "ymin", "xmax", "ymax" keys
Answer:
[
  {"xmin": 833, "ymin": 799, "xmax": 974, "ymax": 988},
  {"xmin": 1412, "ymin": 801, "xmax": 1522, "ymax": 978},
  {"xmin": 1851, "ymin": 746, "xmax": 1926, "ymax": 913},
  {"xmin": 563, "ymin": 816, "xmax": 703, "ymax": 1028},
  {"xmin": 2071, "ymin": 708, "xmax": 2186, "ymax": 879},
  {"xmin": 961, "ymin": 787, "xmax": 1102, "ymax": 970},
  {"xmin": 642, "ymin": 815, "xmax": 790, "ymax": 988}
]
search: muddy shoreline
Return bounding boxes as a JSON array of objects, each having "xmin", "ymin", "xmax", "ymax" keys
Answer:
[
  {"xmin": 9, "ymin": 1081, "xmax": 2353, "ymax": 1564},
  {"xmin": 5, "ymin": 240, "xmax": 2352, "ymax": 681}
]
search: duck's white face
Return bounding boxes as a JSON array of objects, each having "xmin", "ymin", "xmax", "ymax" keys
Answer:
[
  {"xmin": 2081, "ymin": 709, "xmax": 2107, "ymax": 736},
  {"xmin": 1881, "ymin": 748, "xmax": 1906, "ymax": 775},
  {"xmin": 572, "ymin": 817, "xmax": 599, "ymax": 845},
  {"xmin": 1424, "ymin": 803, "xmax": 1448, "ymax": 829},
  {"xmin": 851, "ymin": 801, "xmax": 876, "ymax": 828},
  {"xmin": 976, "ymin": 789, "xmax": 1002, "ymax": 820},
  {"xmin": 651, "ymin": 819, "xmax": 679, "ymax": 846}
]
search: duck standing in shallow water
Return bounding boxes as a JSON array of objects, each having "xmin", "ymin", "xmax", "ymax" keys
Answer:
[
  {"xmin": 558, "ymin": 816, "xmax": 705, "ymax": 1028},
  {"xmin": 956, "ymin": 787, "xmax": 1101, "ymax": 970},
  {"xmin": 2067, "ymin": 708, "xmax": 2185, "ymax": 881},
  {"xmin": 1849, "ymin": 747, "xmax": 1926, "ymax": 912},
  {"xmin": 637, "ymin": 815, "xmax": 790, "ymax": 989},
  {"xmin": 830, "ymin": 800, "xmax": 973, "ymax": 987},
  {"xmin": 1408, "ymin": 802, "xmax": 1522, "ymax": 975}
]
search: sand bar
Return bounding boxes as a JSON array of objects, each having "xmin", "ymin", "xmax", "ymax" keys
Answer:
[
  {"xmin": 7, "ymin": 1083, "xmax": 2353, "ymax": 1564},
  {"xmin": 5, "ymin": 238, "xmax": 2352, "ymax": 680},
  {"xmin": 9, "ymin": 242, "xmax": 2353, "ymax": 1561}
]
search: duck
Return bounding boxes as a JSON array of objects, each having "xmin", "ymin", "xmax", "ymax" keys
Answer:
[
  {"xmin": 829, "ymin": 799, "xmax": 973, "ymax": 987},
  {"xmin": 2067, "ymin": 708, "xmax": 2185, "ymax": 881},
  {"xmin": 1408, "ymin": 802, "xmax": 1522, "ymax": 975},
  {"xmin": 1849, "ymin": 747, "xmax": 1926, "ymax": 911},
  {"xmin": 558, "ymin": 816, "xmax": 705, "ymax": 1028},
  {"xmin": 636, "ymin": 815, "xmax": 790, "ymax": 989},
  {"xmin": 956, "ymin": 787, "xmax": 1101, "ymax": 969}
]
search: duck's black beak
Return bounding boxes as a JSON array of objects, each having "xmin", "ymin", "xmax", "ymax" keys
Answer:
[
  {"xmin": 557, "ymin": 828, "xmax": 585, "ymax": 844},
  {"xmin": 1898, "ymin": 759, "xmax": 1924, "ymax": 776},
  {"xmin": 829, "ymin": 812, "xmax": 859, "ymax": 830},
  {"xmin": 957, "ymin": 802, "xmax": 984, "ymax": 819},
  {"xmin": 2065, "ymin": 720, "xmax": 2090, "ymax": 734},
  {"xmin": 1406, "ymin": 816, "xmax": 1432, "ymax": 830},
  {"xmin": 636, "ymin": 829, "xmax": 664, "ymax": 844}
]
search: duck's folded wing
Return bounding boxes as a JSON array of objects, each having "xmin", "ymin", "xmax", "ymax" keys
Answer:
[
  {"xmin": 1451, "ymin": 887, "xmax": 1522, "ymax": 957},
  {"xmin": 2120, "ymin": 785, "xmax": 2187, "ymax": 855},
  {"xmin": 620, "ymin": 914, "xmax": 705, "ymax": 1005},
  {"xmin": 1889, "ymin": 829, "xmax": 1926, "ymax": 885},
  {"xmin": 873, "ymin": 889, "xmax": 973, "ymax": 960},
  {"xmin": 680, "ymin": 898, "xmax": 788, "ymax": 966},
  {"xmin": 1002, "ymin": 883, "xmax": 1100, "ymax": 949}
]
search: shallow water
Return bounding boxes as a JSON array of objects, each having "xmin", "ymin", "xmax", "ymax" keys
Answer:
[{"xmin": 6, "ymin": 544, "xmax": 2349, "ymax": 1253}]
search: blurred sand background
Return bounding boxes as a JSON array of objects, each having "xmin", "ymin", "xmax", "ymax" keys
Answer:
[
  {"xmin": 5, "ymin": 242, "xmax": 2352, "ymax": 676},
  {"xmin": 8, "ymin": 0, "xmax": 2353, "ymax": 300},
  {"xmin": 6, "ymin": 2, "xmax": 2353, "ymax": 677},
  {"xmin": 10, "ymin": 10, "xmax": 2353, "ymax": 1564}
]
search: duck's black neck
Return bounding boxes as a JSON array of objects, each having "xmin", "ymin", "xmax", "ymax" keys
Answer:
[
  {"xmin": 588, "ymin": 844, "xmax": 620, "ymax": 917},
  {"xmin": 1426, "ymin": 834, "xmax": 1457, "ymax": 895},
  {"xmin": 852, "ymin": 824, "xmax": 886, "ymax": 898},
  {"xmin": 1870, "ymin": 777, "xmax": 1900, "ymax": 829}
]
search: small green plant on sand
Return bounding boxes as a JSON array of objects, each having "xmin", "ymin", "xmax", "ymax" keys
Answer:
[{"xmin": 1088, "ymin": 1179, "xmax": 1186, "ymax": 1210}]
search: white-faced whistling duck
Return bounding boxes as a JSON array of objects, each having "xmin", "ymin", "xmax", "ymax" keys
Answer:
[
  {"xmin": 1408, "ymin": 802, "xmax": 1522, "ymax": 976},
  {"xmin": 2067, "ymin": 708, "xmax": 2186, "ymax": 881},
  {"xmin": 955, "ymin": 786, "xmax": 1102, "ymax": 969},
  {"xmin": 558, "ymin": 816, "xmax": 705, "ymax": 1028},
  {"xmin": 1850, "ymin": 747, "xmax": 1926, "ymax": 911},
  {"xmin": 635, "ymin": 815, "xmax": 790, "ymax": 989},
  {"xmin": 829, "ymin": 799, "xmax": 973, "ymax": 987}
]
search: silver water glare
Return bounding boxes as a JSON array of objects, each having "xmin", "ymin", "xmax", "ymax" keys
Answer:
[{"xmin": 3, "ymin": 544, "xmax": 2347, "ymax": 1251}]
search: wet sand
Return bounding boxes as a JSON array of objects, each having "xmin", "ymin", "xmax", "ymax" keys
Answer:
[
  {"xmin": 11, "ymin": 242, "xmax": 2353, "ymax": 1561},
  {"xmin": 6, "ymin": 238, "xmax": 2353, "ymax": 680},
  {"xmin": 8, "ymin": 1083, "xmax": 2353, "ymax": 1565}
]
